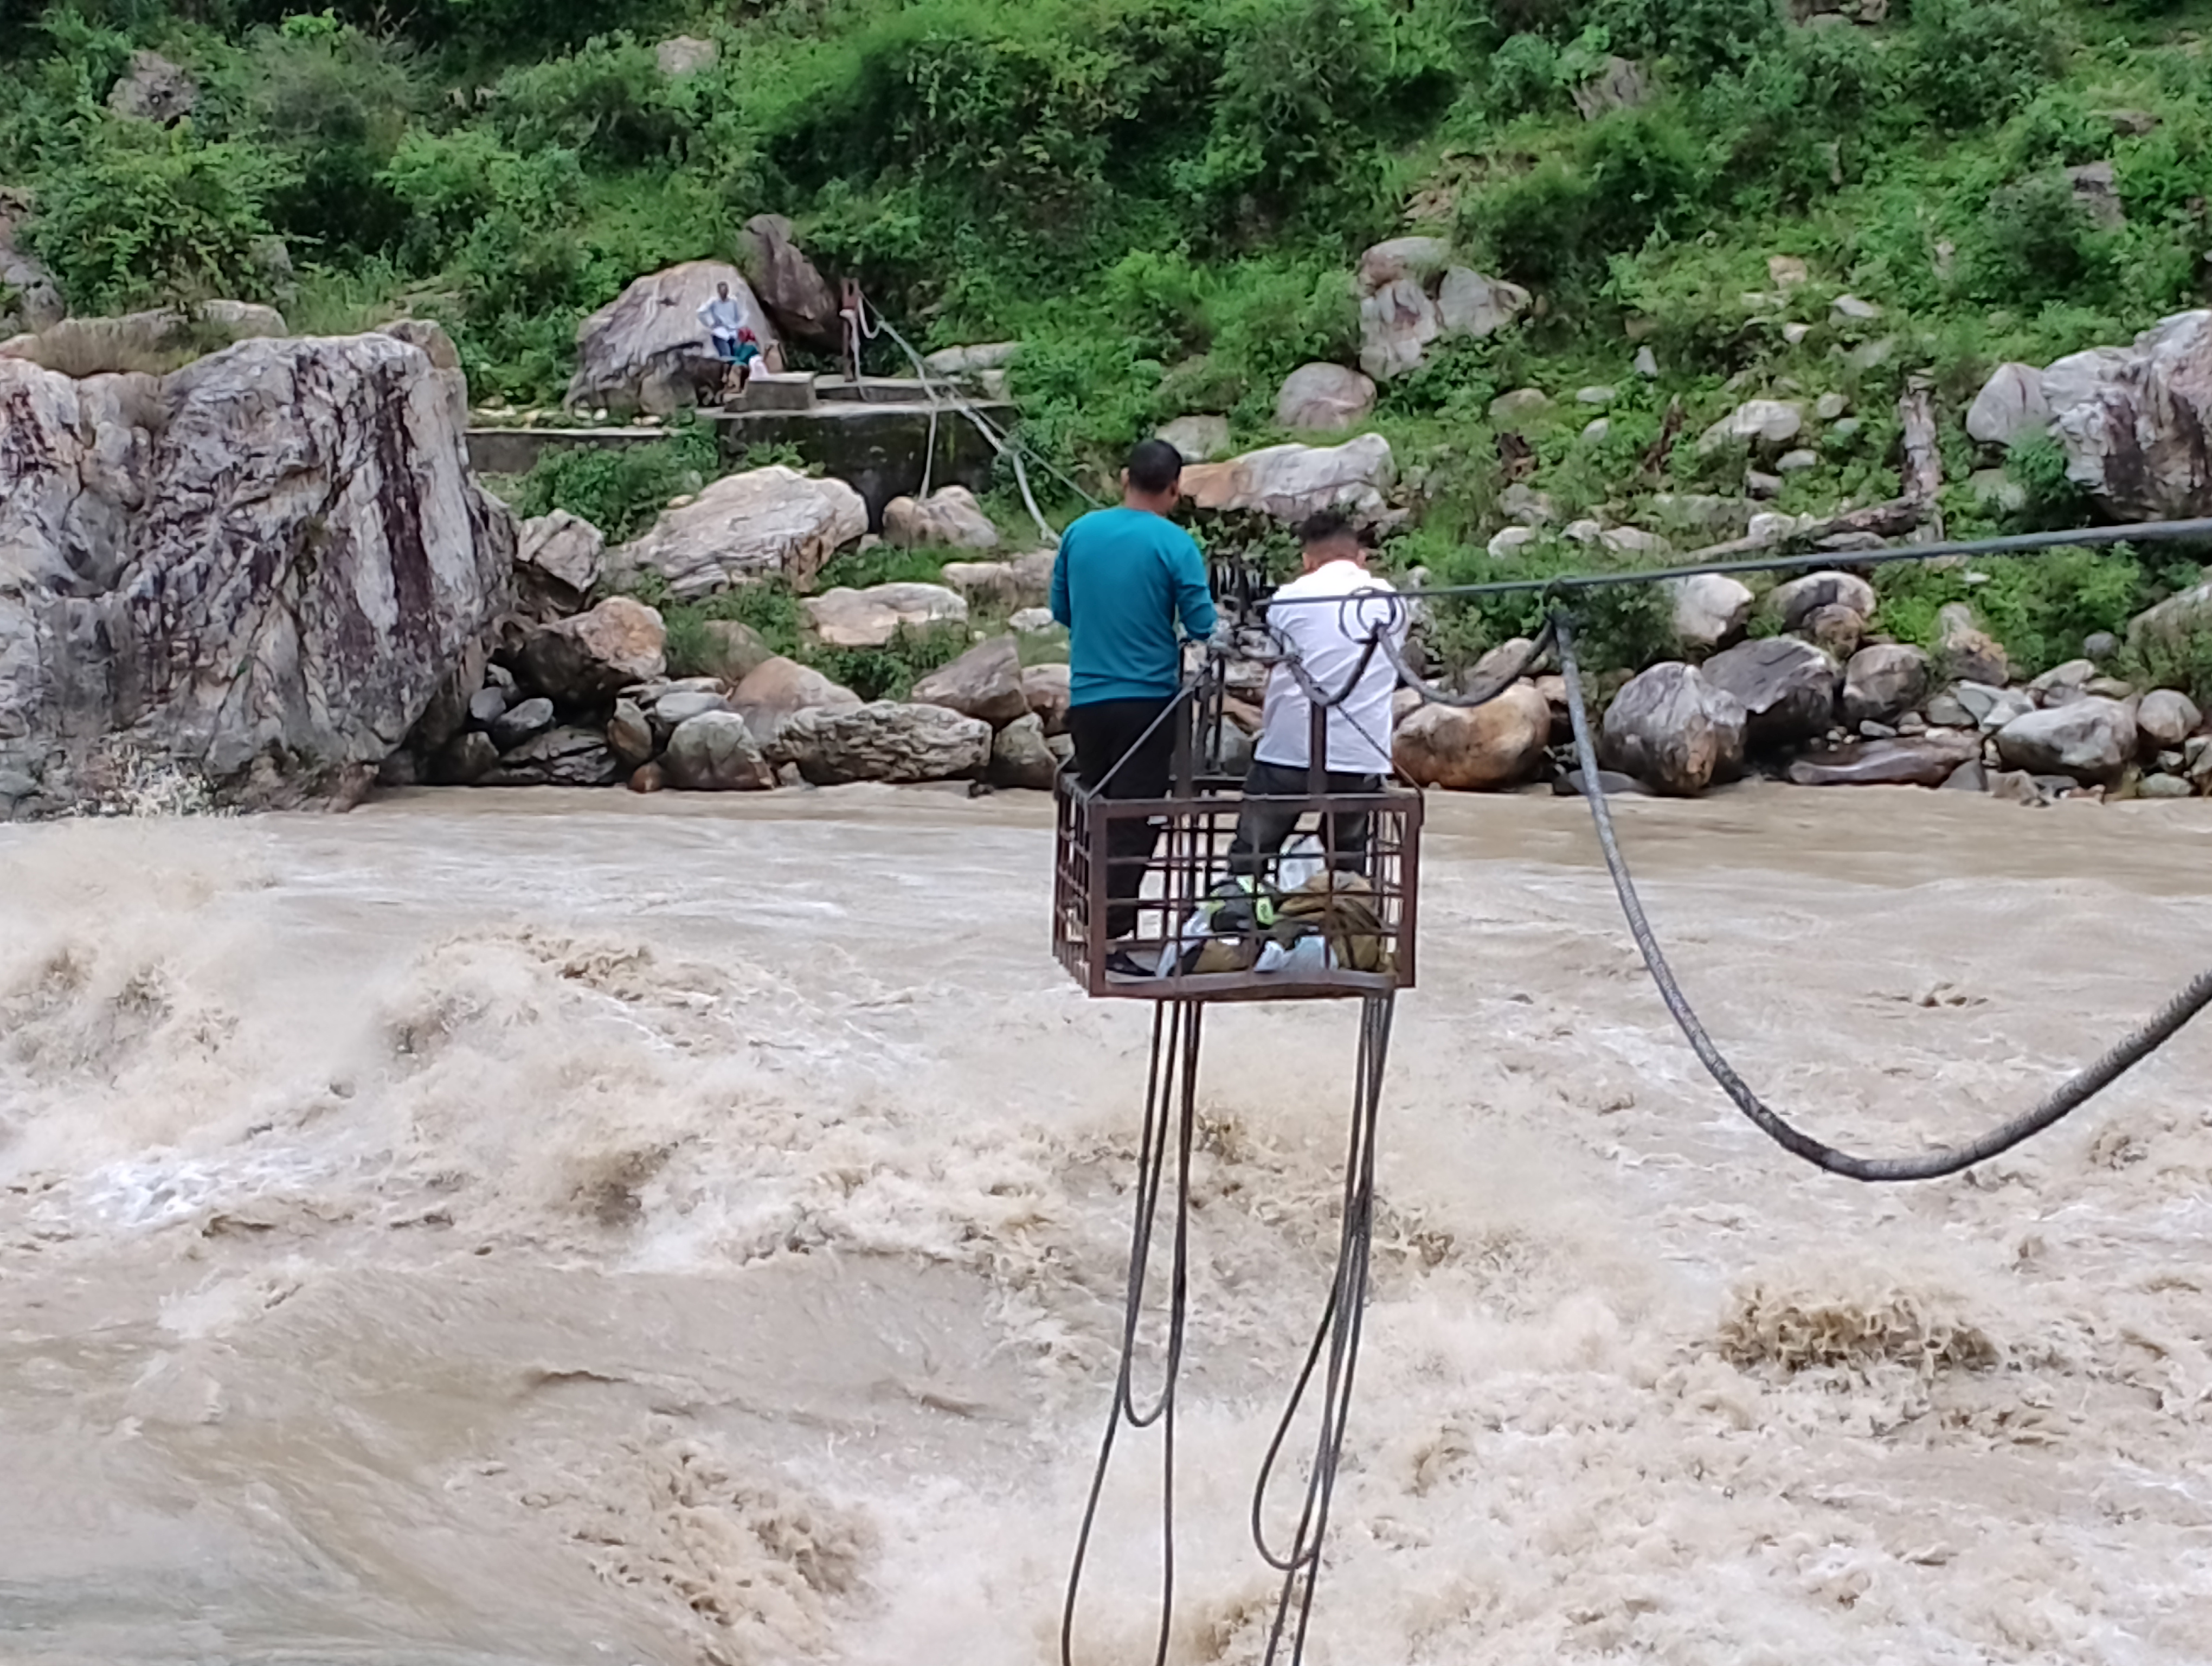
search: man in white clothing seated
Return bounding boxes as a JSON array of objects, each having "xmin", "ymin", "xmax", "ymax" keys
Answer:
[{"xmin": 1227, "ymin": 510, "xmax": 1406, "ymax": 880}]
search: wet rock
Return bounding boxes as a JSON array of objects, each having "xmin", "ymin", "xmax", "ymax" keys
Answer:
[
  {"xmin": 1995, "ymin": 697, "xmax": 2136, "ymax": 784},
  {"xmin": 1966, "ymin": 362, "xmax": 2050, "ymax": 447},
  {"xmin": 1941, "ymin": 759, "xmax": 1986, "ymax": 792},
  {"xmin": 565, "ymin": 261, "xmax": 779, "ymax": 416},
  {"xmin": 613, "ymin": 466, "xmax": 865, "ymax": 599},
  {"xmin": 1698, "ymin": 399, "xmax": 1803, "ymax": 456},
  {"xmin": 1599, "ymin": 663, "xmax": 1748, "ymax": 796},
  {"xmin": 938, "ymin": 550, "xmax": 1056, "ymax": 611},
  {"xmin": 1180, "ymin": 434, "xmax": 1395, "ymax": 522},
  {"xmin": 1800, "ymin": 602, "xmax": 1864, "ymax": 659},
  {"xmin": 483, "ymin": 725, "xmax": 624, "ymax": 786},
  {"xmin": 1843, "ymin": 644, "xmax": 1931, "ymax": 726},
  {"xmin": 2044, "ymin": 310, "xmax": 2212, "ymax": 521},
  {"xmin": 1937, "ymin": 601, "xmax": 2010, "ymax": 687},
  {"xmin": 909, "ymin": 635, "xmax": 1028, "ymax": 727},
  {"xmin": 490, "ymin": 696, "xmax": 556, "ymax": 753},
  {"xmin": 740, "ymin": 213, "xmax": 837, "ymax": 345},
  {"xmin": 664, "ymin": 710, "xmax": 775, "ymax": 790},
  {"xmin": 519, "ymin": 597, "xmax": 666, "ymax": 704},
  {"xmin": 468, "ymin": 687, "xmax": 511, "ymax": 727},
  {"xmin": 607, "ymin": 699, "xmax": 655, "ymax": 767},
  {"xmin": 1768, "ymin": 569, "xmax": 1875, "ymax": 630},
  {"xmin": 804, "ymin": 582, "xmax": 967, "ymax": 650},
  {"xmin": 515, "ymin": 510, "xmax": 605, "ymax": 618},
  {"xmin": 1701, "ymin": 638, "xmax": 1840, "ymax": 747},
  {"xmin": 884, "ymin": 485, "xmax": 999, "ymax": 550},
  {"xmin": 1391, "ymin": 684, "xmax": 1552, "ymax": 791},
  {"xmin": 779, "ymin": 702, "xmax": 992, "ymax": 785},
  {"xmin": 107, "ymin": 50, "xmax": 197, "ymax": 123},
  {"xmin": 1786, "ymin": 732, "xmax": 1979, "ymax": 787},
  {"xmin": 731, "ymin": 656, "xmax": 862, "ymax": 746},
  {"xmin": 989, "ymin": 714, "xmax": 1060, "ymax": 790},
  {"xmin": 2137, "ymin": 688, "xmax": 2202, "ymax": 749},
  {"xmin": 1276, "ymin": 363, "xmax": 1376, "ymax": 432},
  {"xmin": 429, "ymin": 730, "xmax": 499, "ymax": 786},
  {"xmin": 0, "ymin": 335, "xmax": 514, "ymax": 813},
  {"xmin": 1022, "ymin": 663, "xmax": 1072, "ymax": 736}
]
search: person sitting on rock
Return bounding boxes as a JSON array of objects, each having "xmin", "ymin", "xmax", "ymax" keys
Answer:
[
  {"xmin": 1052, "ymin": 438, "xmax": 1218, "ymax": 974},
  {"xmin": 1227, "ymin": 509, "xmax": 1404, "ymax": 880},
  {"xmin": 696, "ymin": 284, "xmax": 761, "ymax": 398}
]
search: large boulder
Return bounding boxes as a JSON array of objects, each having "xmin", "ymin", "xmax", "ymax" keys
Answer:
[
  {"xmin": 1966, "ymin": 362, "xmax": 2050, "ymax": 447},
  {"xmin": 1180, "ymin": 435, "xmax": 1396, "ymax": 522},
  {"xmin": 663, "ymin": 710, "xmax": 775, "ymax": 791},
  {"xmin": 1767, "ymin": 569, "xmax": 1875, "ymax": 631},
  {"xmin": 1599, "ymin": 663, "xmax": 1748, "ymax": 796},
  {"xmin": 908, "ymin": 635, "xmax": 1027, "ymax": 726},
  {"xmin": 1842, "ymin": 644, "xmax": 1932, "ymax": 727},
  {"xmin": 1353, "ymin": 240, "xmax": 1525, "ymax": 379},
  {"xmin": 2137, "ymin": 688, "xmax": 2202, "ymax": 749},
  {"xmin": 884, "ymin": 485, "xmax": 999, "ymax": 550},
  {"xmin": 1021, "ymin": 662, "xmax": 1072, "ymax": 735},
  {"xmin": 0, "ymin": 335, "xmax": 512, "ymax": 817},
  {"xmin": 1994, "ymin": 697, "xmax": 2137, "ymax": 784},
  {"xmin": 2044, "ymin": 310, "xmax": 2212, "ymax": 520},
  {"xmin": 518, "ymin": 596, "xmax": 666, "ymax": 704},
  {"xmin": 1669, "ymin": 573, "xmax": 1754, "ymax": 651},
  {"xmin": 1435, "ymin": 268, "xmax": 1529, "ymax": 340},
  {"xmin": 1936, "ymin": 601, "xmax": 2011, "ymax": 687},
  {"xmin": 1786, "ymin": 732, "xmax": 1980, "ymax": 787},
  {"xmin": 940, "ymin": 550, "xmax": 1056, "ymax": 611},
  {"xmin": 989, "ymin": 714, "xmax": 1060, "ymax": 790},
  {"xmin": 1700, "ymin": 638, "xmax": 1840, "ymax": 747},
  {"xmin": 107, "ymin": 50, "xmax": 197, "ymax": 123},
  {"xmin": 802, "ymin": 582, "xmax": 967, "ymax": 649},
  {"xmin": 481, "ymin": 725, "xmax": 623, "ymax": 787},
  {"xmin": 611, "ymin": 466, "xmax": 866, "ymax": 599},
  {"xmin": 741, "ymin": 213, "xmax": 839, "ymax": 346},
  {"xmin": 692, "ymin": 620, "xmax": 776, "ymax": 684},
  {"xmin": 1156, "ymin": 414, "xmax": 1231, "ymax": 462},
  {"xmin": 1391, "ymin": 684, "xmax": 1552, "ymax": 790},
  {"xmin": 515, "ymin": 510, "xmax": 605, "ymax": 618},
  {"xmin": 1275, "ymin": 363, "xmax": 1376, "ymax": 432},
  {"xmin": 779, "ymin": 701, "xmax": 991, "ymax": 785},
  {"xmin": 564, "ymin": 261, "xmax": 781, "ymax": 417},
  {"xmin": 730, "ymin": 656, "xmax": 861, "ymax": 745}
]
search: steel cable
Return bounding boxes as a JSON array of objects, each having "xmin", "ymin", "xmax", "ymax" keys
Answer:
[{"xmin": 1548, "ymin": 607, "xmax": 2212, "ymax": 1182}]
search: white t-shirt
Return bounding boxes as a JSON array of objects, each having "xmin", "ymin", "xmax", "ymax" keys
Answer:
[{"xmin": 1255, "ymin": 560, "xmax": 1404, "ymax": 776}]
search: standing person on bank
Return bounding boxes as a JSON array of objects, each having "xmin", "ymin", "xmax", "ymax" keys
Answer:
[
  {"xmin": 1050, "ymin": 439, "xmax": 1218, "ymax": 967},
  {"xmin": 1228, "ymin": 509, "xmax": 1403, "ymax": 880}
]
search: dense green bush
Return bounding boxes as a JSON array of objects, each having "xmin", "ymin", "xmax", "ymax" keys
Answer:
[{"xmin": 505, "ymin": 421, "xmax": 719, "ymax": 543}]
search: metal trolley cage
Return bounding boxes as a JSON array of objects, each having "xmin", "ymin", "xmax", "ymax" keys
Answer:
[{"xmin": 1052, "ymin": 679, "xmax": 1423, "ymax": 1003}]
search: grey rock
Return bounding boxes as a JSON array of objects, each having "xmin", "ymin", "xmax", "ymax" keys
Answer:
[
  {"xmin": 1634, "ymin": 346, "xmax": 1660, "ymax": 378},
  {"xmin": 731, "ymin": 656, "xmax": 861, "ymax": 747},
  {"xmin": 607, "ymin": 699, "xmax": 655, "ymax": 767},
  {"xmin": 690, "ymin": 620, "xmax": 775, "ymax": 685},
  {"xmin": 1599, "ymin": 663, "xmax": 1748, "ymax": 796},
  {"xmin": 1746, "ymin": 471, "xmax": 1783, "ymax": 499},
  {"xmin": 2066, "ymin": 160, "xmax": 2126, "ymax": 230},
  {"xmin": 1275, "ymin": 363, "xmax": 1376, "ymax": 432},
  {"xmin": 483, "ymin": 725, "xmax": 624, "ymax": 786},
  {"xmin": 428, "ymin": 731, "xmax": 499, "ymax": 786},
  {"xmin": 803, "ymin": 581, "xmax": 967, "ymax": 650},
  {"xmin": 1157, "ymin": 414, "xmax": 1233, "ymax": 461},
  {"xmin": 884, "ymin": 485, "xmax": 1000, "ymax": 551},
  {"xmin": 989, "ymin": 714, "xmax": 1060, "ymax": 790},
  {"xmin": 516, "ymin": 510, "xmax": 605, "ymax": 617},
  {"xmin": 1572, "ymin": 55, "xmax": 1652, "ymax": 119},
  {"xmin": 2138, "ymin": 773, "xmax": 2195, "ymax": 799},
  {"xmin": 1434, "ymin": 268, "xmax": 1529, "ymax": 342},
  {"xmin": 1022, "ymin": 663, "xmax": 1072, "ymax": 735},
  {"xmin": 908, "ymin": 635, "xmax": 1028, "ymax": 727},
  {"xmin": 1577, "ymin": 385, "xmax": 1617, "ymax": 406},
  {"xmin": 491, "ymin": 697, "xmax": 556, "ymax": 753},
  {"xmin": 519, "ymin": 597, "xmax": 666, "ymax": 704},
  {"xmin": 469, "ymin": 687, "xmax": 511, "ymax": 727},
  {"xmin": 565, "ymin": 261, "xmax": 780, "ymax": 418},
  {"xmin": 1987, "ymin": 768, "xmax": 2044, "ymax": 806},
  {"xmin": 939, "ymin": 550, "xmax": 1056, "ymax": 612},
  {"xmin": 1994, "ymin": 697, "xmax": 2137, "ymax": 784},
  {"xmin": 2187, "ymin": 734, "xmax": 2212, "ymax": 783},
  {"xmin": 651, "ymin": 689, "xmax": 728, "ymax": 731},
  {"xmin": 1843, "ymin": 644, "xmax": 1932, "ymax": 726},
  {"xmin": 1800, "ymin": 603, "xmax": 1864, "ymax": 661},
  {"xmin": 2028, "ymin": 657, "xmax": 2099, "ymax": 706},
  {"xmin": 1009, "ymin": 606, "xmax": 1057, "ymax": 635},
  {"xmin": 780, "ymin": 701, "xmax": 993, "ymax": 785},
  {"xmin": 0, "ymin": 335, "xmax": 513, "ymax": 813},
  {"xmin": 1786, "ymin": 732, "xmax": 1980, "ymax": 787},
  {"xmin": 919, "ymin": 342, "xmax": 1019, "ymax": 379},
  {"xmin": 1702, "ymin": 637, "xmax": 1840, "ymax": 747},
  {"xmin": 2137, "ymin": 688, "xmax": 2202, "ymax": 748},
  {"xmin": 1179, "ymin": 434, "xmax": 1396, "ymax": 522},
  {"xmin": 740, "ymin": 213, "xmax": 837, "ymax": 345},
  {"xmin": 1858, "ymin": 720, "xmax": 1899, "ymax": 739},
  {"xmin": 1488, "ymin": 388, "xmax": 1552, "ymax": 427},
  {"xmin": 1393, "ymin": 685, "xmax": 1552, "ymax": 791},
  {"xmin": 1581, "ymin": 418, "xmax": 1611, "ymax": 444},
  {"xmin": 1699, "ymin": 399, "xmax": 1804, "ymax": 456},
  {"xmin": 1831, "ymin": 294, "xmax": 1881, "ymax": 322},
  {"xmin": 1776, "ymin": 448, "xmax": 1819, "ymax": 473},
  {"xmin": 1941, "ymin": 759, "xmax": 1986, "ymax": 792},
  {"xmin": 1814, "ymin": 393, "xmax": 1850, "ymax": 421},
  {"xmin": 656, "ymin": 34, "xmax": 719, "ymax": 76},
  {"xmin": 2086, "ymin": 674, "xmax": 2136, "ymax": 702},
  {"xmin": 1670, "ymin": 574, "xmax": 1755, "ymax": 650},
  {"xmin": 2045, "ymin": 311, "xmax": 2212, "ymax": 521},
  {"xmin": 1937, "ymin": 601, "xmax": 2011, "ymax": 687},
  {"xmin": 1769, "ymin": 570, "xmax": 1876, "ymax": 630},
  {"xmin": 1965, "ymin": 362, "xmax": 2050, "ymax": 448},
  {"xmin": 664, "ymin": 710, "xmax": 775, "ymax": 790},
  {"xmin": 1552, "ymin": 768, "xmax": 1650, "ymax": 798},
  {"xmin": 107, "ymin": 50, "xmax": 197, "ymax": 123},
  {"xmin": 2084, "ymin": 630, "xmax": 2121, "ymax": 664}
]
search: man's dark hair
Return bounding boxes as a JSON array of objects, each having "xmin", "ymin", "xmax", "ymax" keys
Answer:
[
  {"xmin": 1126, "ymin": 438, "xmax": 1184, "ymax": 495},
  {"xmin": 1295, "ymin": 508, "xmax": 1358, "ymax": 547}
]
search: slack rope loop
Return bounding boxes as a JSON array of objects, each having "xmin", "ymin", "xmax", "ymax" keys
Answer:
[{"xmin": 1548, "ymin": 607, "xmax": 2212, "ymax": 1183}]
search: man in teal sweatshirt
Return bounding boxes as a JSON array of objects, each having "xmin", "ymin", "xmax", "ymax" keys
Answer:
[{"xmin": 1051, "ymin": 439, "xmax": 1219, "ymax": 956}]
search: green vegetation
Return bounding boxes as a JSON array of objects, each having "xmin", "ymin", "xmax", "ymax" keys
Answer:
[{"xmin": 5, "ymin": 0, "xmax": 2211, "ymax": 683}]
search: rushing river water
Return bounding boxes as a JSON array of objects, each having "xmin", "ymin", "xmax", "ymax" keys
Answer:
[{"xmin": 3, "ymin": 783, "xmax": 2210, "ymax": 1665}]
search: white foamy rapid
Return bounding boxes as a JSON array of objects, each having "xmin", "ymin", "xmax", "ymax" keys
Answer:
[{"xmin": 4, "ymin": 784, "xmax": 2210, "ymax": 1664}]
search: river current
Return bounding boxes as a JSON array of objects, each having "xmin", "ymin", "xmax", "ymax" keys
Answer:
[{"xmin": 3, "ymin": 784, "xmax": 2209, "ymax": 1663}]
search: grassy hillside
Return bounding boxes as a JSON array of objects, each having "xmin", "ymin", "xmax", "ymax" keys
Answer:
[{"xmin": 5, "ymin": 0, "xmax": 2211, "ymax": 682}]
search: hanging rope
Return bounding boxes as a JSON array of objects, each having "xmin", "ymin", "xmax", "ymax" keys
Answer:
[{"xmin": 1547, "ymin": 606, "xmax": 2212, "ymax": 1182}]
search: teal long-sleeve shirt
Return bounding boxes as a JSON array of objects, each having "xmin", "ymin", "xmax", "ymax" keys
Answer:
[{"xmin": 1049, "ymin": 507, "xmax": 1218, "ymax": 706}]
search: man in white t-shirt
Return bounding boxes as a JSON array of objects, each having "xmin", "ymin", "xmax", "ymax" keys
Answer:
[{"xmin": 1227, "ymin": 510, "xmax": 1405, "ymax": 879}]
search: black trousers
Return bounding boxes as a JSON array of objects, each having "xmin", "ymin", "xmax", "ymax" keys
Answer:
[
  {"xmin": 1227, "ymin": 760, "xmax": 1382, "ymax": 880},
  {"xmin": 1068, "ymin": 696, "xmax": 1178, "ymax": 941}
]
